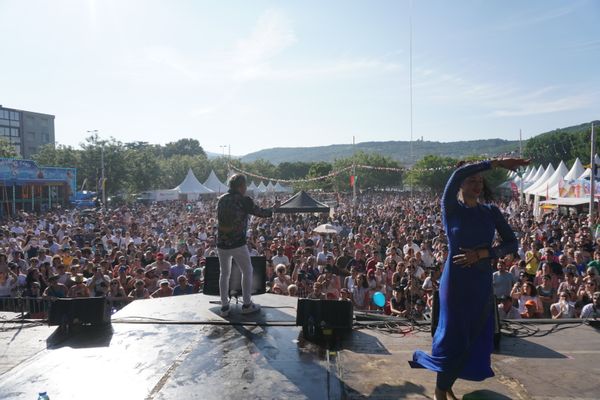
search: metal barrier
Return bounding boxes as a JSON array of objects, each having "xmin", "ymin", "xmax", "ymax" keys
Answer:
[
  {"xmin": 0, "ymin": 296, "xmax": 51, "ymax": 319},
  {"xmin": 0, "ymin": 297, "xmax": 126, "ymax": 320}
]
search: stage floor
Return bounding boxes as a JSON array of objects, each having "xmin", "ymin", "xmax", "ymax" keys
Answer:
[{"xmin": 0, "ymin": 294, "xmax": 598, "ymax": 400}]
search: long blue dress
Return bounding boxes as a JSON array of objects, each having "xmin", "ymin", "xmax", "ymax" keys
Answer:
[{"xmin": 412, "ymin": 161, "xmax": 517, "ymax": 381}]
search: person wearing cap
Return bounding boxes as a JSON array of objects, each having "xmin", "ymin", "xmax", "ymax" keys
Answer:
[
  {"xmin": 216, "ymin": 174, "xmax": 279, "ymax": 317},
  {"xmin": 146, "ymin": 252, "xmax": 171, "ymax": 276},
  {"xmin": 68, "ymin": 274, "xmax": 90, "ymax": 298},
  {"xmin": 521, "ymin": 299, "xmax": 541, "ymax": 319},
  {"xmin": 151, "ymin": 279, "xmax": 173, "ymax": 298}
]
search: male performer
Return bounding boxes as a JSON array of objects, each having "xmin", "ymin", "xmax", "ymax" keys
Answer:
[{"xmin": 217, "ymin": 174, "xmax": 279, "ymax": 317}]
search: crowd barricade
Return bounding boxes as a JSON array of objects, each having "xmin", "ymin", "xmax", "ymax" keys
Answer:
[
  {"xmin": 0, "ymin": 296, "xmax": 126, "ymax": 320},
  {"xmin": 0, "ymin": 296, "xmax": 52, "ymax": 319}
]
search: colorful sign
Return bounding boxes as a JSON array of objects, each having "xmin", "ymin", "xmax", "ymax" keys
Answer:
[{"xmin": 0, "ymin": 158, "xmax": 76, "ymax": 198}]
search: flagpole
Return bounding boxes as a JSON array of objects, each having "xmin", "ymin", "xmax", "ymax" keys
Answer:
[
  {"xmin": 352, "ymin": 136, "xmax": 357, "ymax": 207},
  {"xmin": 590, "ymin": 122, "xmax": 596, "ymax": 219}
]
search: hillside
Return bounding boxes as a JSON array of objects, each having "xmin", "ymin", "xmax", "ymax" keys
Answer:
[{"xmin": 240, "ymin": 138, "xmax": 519, "ymax": 165}]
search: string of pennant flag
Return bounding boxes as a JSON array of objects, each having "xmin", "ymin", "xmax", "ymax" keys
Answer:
[{"xmin": 228, "ymin": 163, "xmax": 456, "ymax": 185}]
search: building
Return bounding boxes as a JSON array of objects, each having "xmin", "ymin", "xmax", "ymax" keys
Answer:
[
  {"xmin": 0, "ymin": 158, "xmax": 76, "ymax": 217},
  {"xmin": 0, "ymin": 105, "xmax": 55, "ymax": 159}
]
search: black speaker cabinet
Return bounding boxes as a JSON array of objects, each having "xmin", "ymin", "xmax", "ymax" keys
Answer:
[
  {"xmin": 203, "ymin": 256, "xmax": 267, "ymax": 297},
  {"xmin": 48, "ymin": 297, "xmax": 110, "ymax": 327},
  {"xmin": 296, "ymin": 299, "xmax": 353, "ymax": 341}
]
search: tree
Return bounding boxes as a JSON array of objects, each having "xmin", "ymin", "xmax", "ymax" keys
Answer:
[
  {"xmin": 332, "ymin": 151, "xmax": 403, "ymax": 192},
  {"xmin": 406, "ymin": 155, "xmax": 457, "ymax": 193},
  {"xmin": 162, "ymin": 139, "xmax": 206, "ymax": 158},
  {"xmin": 0, "ymin": 138, "xmax": 18, "ymax": 158},
  {"xmin": 276, "ymin": 161, "xmax": 312, "ymax": 180}
]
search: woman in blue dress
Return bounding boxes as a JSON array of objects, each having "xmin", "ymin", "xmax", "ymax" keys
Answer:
[{"xmin": 412, "ymin": 158, "xmax": 528, "ymax": 400}]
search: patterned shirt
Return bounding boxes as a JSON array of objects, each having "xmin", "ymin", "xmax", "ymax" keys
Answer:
[{"xmin": 217, "ymin": 190, "xmax": 273, "ymax": 250}]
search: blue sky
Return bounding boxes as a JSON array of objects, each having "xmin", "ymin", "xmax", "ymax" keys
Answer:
[{"xmin": 1, "ymin": 0, "xmax": 598, "ymax": 156}]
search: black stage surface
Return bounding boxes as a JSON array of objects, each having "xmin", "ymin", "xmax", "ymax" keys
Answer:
[{"xmin": 0, "ymin": 294, "xmax": 598, "ymax": 400}]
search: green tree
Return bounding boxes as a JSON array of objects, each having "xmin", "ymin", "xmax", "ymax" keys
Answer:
[
  {"xmin": 0, "ymin": 138, "xmax": 19, "ymax": 158},
  {"xmin": 332, "ymin": 151, "xmax": 403, "ymax": 192},
  {"xmin": 406, "ymin": 155, "xmax": 457, "ymax": 193},
  {"xmin": 162, "ymin": 139, "xmax": 206, "ymax": 158},
  {"xmin": 276, "ymin": 161, "xmax": 312, "ymax": 180}
]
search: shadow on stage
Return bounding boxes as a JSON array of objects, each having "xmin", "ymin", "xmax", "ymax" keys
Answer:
[
  {"xmin": 46, "ymin": 324, "xmax": 114, "ymax": 350},
  {"xmin": 497, "ymin": 336, "xmax": 567, "ymax": 359}
]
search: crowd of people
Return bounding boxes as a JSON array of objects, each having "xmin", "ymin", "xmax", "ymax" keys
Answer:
[{"xmin": 0, "ymin": 191, "xmax": 599, "ymax": 320}]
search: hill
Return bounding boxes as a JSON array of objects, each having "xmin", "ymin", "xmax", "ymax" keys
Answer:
[{"xmin": 240, "ymin": 138, "xmax": 519, "ymax": 165}]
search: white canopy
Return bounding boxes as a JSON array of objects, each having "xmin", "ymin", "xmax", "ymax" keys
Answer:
[
  {"xmin": 266, "ymin": 181, "xmax": 275, "ymax": 192},
  {"xmin": 540, "ymin": 197, "xmax": 597, "ymax": 207},
  {"xmin": 524, "ymin": 164, "xmax": 555, "ymax": 194},
  {"xmin": 531, "ymin": 161, "xmax": 568, "ymax": 197},
  {"xmin": 563, "ymin": 158, "xmax": 585, "ymax": 181},
  {"xmin": 173, "ymin": 169, "xmax": 214, "ymax": 195},
  {"xmin": 203, "ymin": 170, "xmax": 228, "ymax": 194},
  {"xmin": 522, "ymin": 166, "xmax": 538, "ymax": 183},
  {"xmin": 257, "ymin": 181, "xmax": 267, "ymax": 193},
  {"xmin": 523, "ymin": 165, "xmax": 546, "ymax": 190},
  {"xmin": 273, "ymin": 182, "xmax": 287, "ymax": 193},
  {"xmin": 248, "ymin": 181, "xmax": 258, "ymax": 190}
]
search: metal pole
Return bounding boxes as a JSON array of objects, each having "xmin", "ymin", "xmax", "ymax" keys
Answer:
[
  {"xmin": 101, "ymin": 146, "xmax": 106, "ymax": 207},
  {"xmin": 590, "ymin": 122, "xmax": 596, "ymax": 219},
  {"xmin": 352, "ymin": 136, "xmax": 356, "ymax": 206},
  {"xmin": 519, "ymin": 129, "xmax": 524, "ymax": 204},
  {"xmin": 409, "ymin": 0, "xmax": 414, "ymax": 199},
  {"xmin": 12, "ymin": 185, "xmax": 15, "ymax": 215}
]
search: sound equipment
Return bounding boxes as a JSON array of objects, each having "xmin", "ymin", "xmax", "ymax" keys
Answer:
[
  {"xmin": 296, "ymin": 299, "xmax": 353, "ymax": 341},
  {"xmin": 203, "ymin": 256, "xmax": 267, "ymax": 297},
  {"xmin": 48, "ymin": 297, "xmax": 110, "ymax": 328}
]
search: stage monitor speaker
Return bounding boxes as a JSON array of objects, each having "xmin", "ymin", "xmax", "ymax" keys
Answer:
[
  {"xmin": 48, "ymin": 297, "xmax": 110, "ymax": 327},
  {"xmin": 203, "ymin": 256, "xmax": 267, "ymax": 297},
  {"xmin": 296, "ymin": 299, "xmax": 353, "ymax": 341}
]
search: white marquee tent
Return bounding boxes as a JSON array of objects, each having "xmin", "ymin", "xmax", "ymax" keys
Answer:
[
  {"xmin": 173, "ymin": 169, "xmax": 214, "ymax": 199},
  {"xmin": 203, "ymin": 170, "xmax": 228, "ymax": 194}
]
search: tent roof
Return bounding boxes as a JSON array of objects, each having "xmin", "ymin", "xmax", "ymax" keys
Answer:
[
  {"xmin": 563, "ymin": 158, "xmax": 584, "ymax": 181},
  {"xmin": 531, "ymin": 161, "xmax": 568, "ymax": 196},
  {"xmin": 522, "ymin": 166, "xmax": 538, "ymax": 182},
  {"xmin": 203, "ymin": 170, "xmax": 228, "ymax": 193},
  {"xmin": 173, "ymin": 169, "xmax": 214, "ymax": 194},
  {"xmin": 257, "ymin": 181, "xmax": 267, "ymax": 192},
  {"xmin": 248, "ymin": 181, "xmax": 258, "ymax": 190},
  {"xmin": 275, "ymin": 191, "xmax": 330, "ymax": 213},
  {"xmin": 524, "ymin": 164, "xmax": 554, "ymax": 193}
]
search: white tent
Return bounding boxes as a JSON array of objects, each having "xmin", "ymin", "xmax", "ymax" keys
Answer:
[
  {"xmin": 273, "ymin": 182, "xmax": 287, "ymax": 193},
  {"xmin": 248, "ymin": 180, "xmax": 258, "ymax": 191},
  {"xmin": 173, "ymin": 169, "xmax": 214, "ymax": 199},
  {"xmin": 563, "ymin": 158, "xmax": 585, "ymax": 181},
  {"xmin": 523, "ymin": 165, "xmax": 546, "ymax": 190},
  {"xmin": 531, "ymin": 161, "xmax": 568, "ymax": 197},
  {"xmin": 203, "ymin": 170, "xmax": 228, "ymax": 194},
  {"xmin": 266, "ymin": 181, "xmax": 275, "ymax": 193},
  {"xmin": 522, "ymin": 166, "xmax": 538, "ymax": 183},
  {"xmin": 257, "ymin": 181, "xmax": 267, "ymax": 193},
  {"xmin": 525, "ymin": 164, "xmax": 554, "ymax": 194}
]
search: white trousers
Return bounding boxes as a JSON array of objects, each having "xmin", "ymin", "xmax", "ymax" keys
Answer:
[{"xmin": 217, "ymin": 245, "xmax": 253, "ymax": 306}]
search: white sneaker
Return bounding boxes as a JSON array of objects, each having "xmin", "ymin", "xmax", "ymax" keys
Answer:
[
  {"xmin": 241, "ymin": 302, "xmax": 261, "ymax": 315},
  {"xmin": 220, "ymin": 304, "xmax": 230, "ymax": 317}
]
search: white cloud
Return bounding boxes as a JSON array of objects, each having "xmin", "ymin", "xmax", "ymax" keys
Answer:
[
  {"xmin": 233, "ymin": 9, "xmax": 297, "ymax": 70},
  {"xmin": 412, "ymin": 64, "xmax": 596, "ymax": 117}
]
